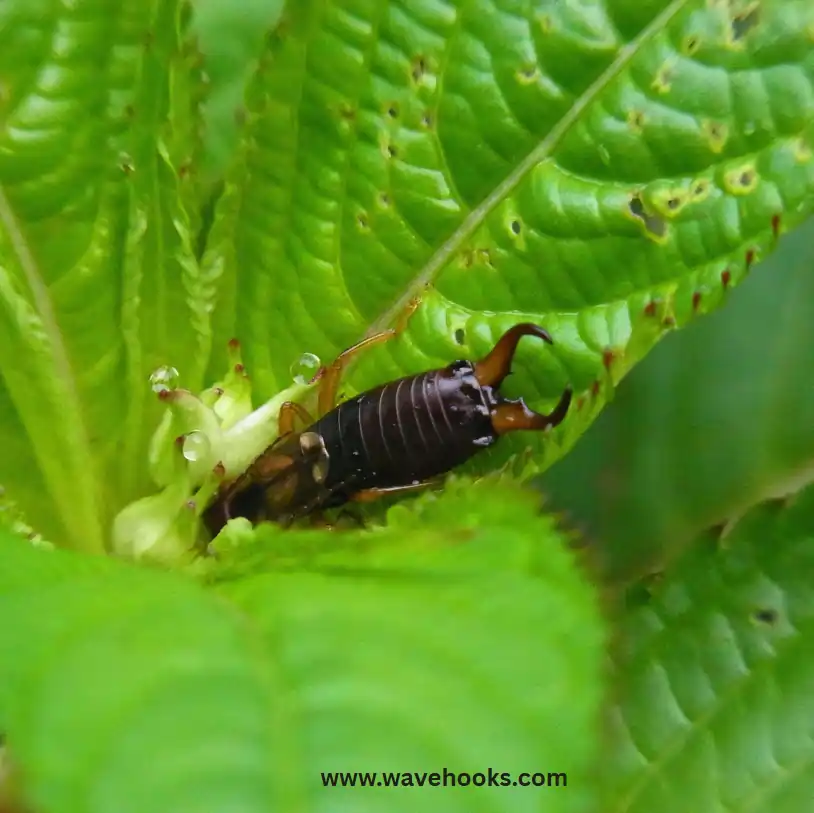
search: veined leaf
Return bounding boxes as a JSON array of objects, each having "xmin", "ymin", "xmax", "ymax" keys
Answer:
[
  {"xmin": 0, "ymin": 0, "xmax": 210, "ymax": 552},
  {"xmin": 0, "ymin": 476, "xmax": 604, "ymax": 813},
  {"xmin": 606, "ymin": 488, "xmax": 814, "ymax": 812},
  {"xmin": 203, "ymin": 0, "xmax": 814, "ymax": 478}
]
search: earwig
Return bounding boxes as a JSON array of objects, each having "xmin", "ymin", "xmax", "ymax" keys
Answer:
[{"xmin": 203, "ymin": 323, "xmax": 572, "ymax": 535}]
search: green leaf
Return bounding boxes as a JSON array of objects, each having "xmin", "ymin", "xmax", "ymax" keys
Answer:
[
  {"xmin": 0, "ymin": 475, "xmax": 604, "ymax": 813},
  {"xmin": 202, "ymin": 0, "xmax": 814, "ymax": 480},
  {"xmin": 606, "ymin": 488, "xmax": 814, "ymax": 812},
  {"xmin": 191, "ymin": 0, "xmax": 286, "ymax": 180},
  {"xmin": 0, "ymin": 0, "xmax": 210, "ymax": 552},
  {"xmin": 540, "ymin": 214, "xmax": 814, "ymax": 582},
  {"xmin": 0, "ymin": 532, "xmax": 278, "ymax": 813}
]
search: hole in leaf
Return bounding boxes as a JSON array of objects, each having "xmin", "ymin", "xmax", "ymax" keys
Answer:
[
  {"xmin": 683, "ymin": 35, "xmax": 700, "ymax": 55},
  {"xmin": 411, "ymin": 56, "xmax": 427, "ymax": 83},
  {"xmin": 421, "ymin": 112, "xmax": 434, "ymax": 128},
  {"xmin": 753, "ymin": 607, "xmax": 778, "ymax": 625},
  {"xmin": 386, "ymin": 102, "xmax": 399, "ymax": 119},
  {"xmin": 454, "ymin": 328, "xmax": 465, "ymax": 345},
  {"xmin": 627, "ymin": 110, "xmax": 645, "ymax": 131},
  {"xmin": 702, "ymin": 120, "xmax": 728, "ymax": 153},
  {"xmin": 517, "ymin": 64, "xmax": 538, "ymax": 83},
  {"xmin": 652, "ymin": 62, "xmax": 674, "ymax": 93},
  {"xmin": 510, "ymin": 220, "xmax": 521, "ymax": 235},
  {"xmin": 732, "ymin": 6, "xmax": 760, "ymax": 40},
  {"xmin": 119, "ymin": 154, "xmax": 135, "ymax": 175},
  {"xmin": 628, "ymin": 195, "xmax": 667, "ymax": 239},
  {"xmin": 478, "ymin": 248, "xmax": 493, "ymax": 267}
]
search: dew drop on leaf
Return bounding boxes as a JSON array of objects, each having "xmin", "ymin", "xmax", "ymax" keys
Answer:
[
  {"xmin": 290, "ymin": 352, "xmax": 321, "ymax": 385},
  {"xmin": 150, "ymin": 365, "xmax": 179, "ymax": 392},
  {"xmin": 182, "ymin": 431, "xmax": 210, "ymax": 462}
]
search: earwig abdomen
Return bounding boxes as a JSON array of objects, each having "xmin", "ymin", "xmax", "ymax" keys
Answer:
[
  {"xmin": 203, "ymin": 323, "xmax": 572, "ymax": 534},
  {"xmin": 313, "ymin": 361, "xmax": 498, "ymax": 504}
]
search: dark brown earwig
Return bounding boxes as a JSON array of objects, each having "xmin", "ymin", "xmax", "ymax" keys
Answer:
[{"xmin": 203, "ymin": 323, "xmax": 572, "ymax": 535}]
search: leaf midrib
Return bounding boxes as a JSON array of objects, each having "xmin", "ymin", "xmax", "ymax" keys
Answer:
[
  {"xmin": 363, "ymin": 0, "xmax": 691, "ymax": 340},
  {"xmin": 0, "ymin": 186, "xmax": 103, "ymax": 553}
]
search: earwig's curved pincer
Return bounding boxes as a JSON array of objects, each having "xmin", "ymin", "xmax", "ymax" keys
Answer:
[
  {"xmin": 204, "ymin": 322, "xmax": 572, "ymax": 534},
  {"xmin": 472, "ymin": 323, "xmax": 573, "ymax": 436}
]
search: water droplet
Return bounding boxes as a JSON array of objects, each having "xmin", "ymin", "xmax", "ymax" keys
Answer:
[
  {"xmin": 182, "ymin": 431, "xmax": 210, "ymax": 462},
  {"xmin": 598, "ymin": 145, "xmax": 611, "ymax": 165},
  {"xmin": 150, "ymin": 365, "xmax": 179, "ymax": 392},
  {"xmin": 290, "ymin": 352, "xmax": 321, "ymax": 385}
]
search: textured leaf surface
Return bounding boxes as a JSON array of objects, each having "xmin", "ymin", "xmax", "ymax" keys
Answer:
[
  {"xmin": 203, "ymin": 0, "xmax": 814, "ymax": 478},
  {"xmin": 192, "ymin": 0, "xmax": 285, "ymax": 179},
  {"xmin": 606, "ymin": 488, "xmax": 814, "ymax": 812},
  {"xmin": 541, "ymin": 214, "xmax": 814, "ymax": 581},
  {"xmin": 0, "ymin": 476, "xmax": 604, "ymax": 813},
  {"xmin": 0, "ymin": 532, "xmax": 277, "ymax": 813},
  {"xmin": 0, "ymin": 0, "xmax": 208, "ymax": 551}
]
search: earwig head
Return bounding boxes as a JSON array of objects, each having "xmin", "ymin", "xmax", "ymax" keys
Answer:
[
  {"xmin": 473, "ymin": 323, "xmax": 553, "ymax": 389},
  {"xmin": 472, "ymin": 323, "xmax": 571, "ymax": 435}
]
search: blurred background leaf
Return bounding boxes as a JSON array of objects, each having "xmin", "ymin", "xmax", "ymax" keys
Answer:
[
  {"xmin": 540, "ymin": 215, "xmax": 814, "ymax": 583},
  {"xmin": 605, "ymin": 487, "xmax": 814, "ymax": 813},
  {"xmin": 0, "ymin": 476, "xmax": 605, "ymax": 813}
]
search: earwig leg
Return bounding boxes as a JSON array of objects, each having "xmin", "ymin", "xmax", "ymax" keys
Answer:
[
  {"xmin": 278, "ymin": 401, "xmax": 315, "ymax": 435},
  {"xmin": 473, "ymin": 323, "xmax": 554, "ymax": 388},
  {"xmin": 350, "ymin": 480, "xmax": 439, "ymax": 503},
  {"xmin": 316, "ymin": 331, "xmax": 394, "ymax": 416},
  {"xmin": 315, "ymin": 295, "xmax": 423, "ymax": 416},
  {"xmin": 490, "ymin": 388, "xmax": 573, "ymax": 435}
]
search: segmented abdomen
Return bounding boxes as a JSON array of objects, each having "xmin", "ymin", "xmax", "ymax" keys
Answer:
[{"xmin": 312, "ymin": 366, "xmax": 495, "ymax": 498}]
